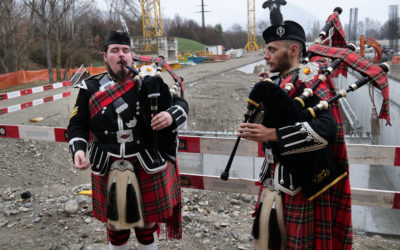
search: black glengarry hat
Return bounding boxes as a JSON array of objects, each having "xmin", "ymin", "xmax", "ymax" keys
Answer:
[
  {"xmin": 262, "ymin": 20, "xmax": 306, "ymax": 54},
  {"xmin": 104, "ymin": 30, "xmax": 130, "ymax": 49}
]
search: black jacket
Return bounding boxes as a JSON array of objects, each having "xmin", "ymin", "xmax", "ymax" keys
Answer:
[{"xmin": 67, "ymin": 72, "xmax": 188, "ymax": 171}]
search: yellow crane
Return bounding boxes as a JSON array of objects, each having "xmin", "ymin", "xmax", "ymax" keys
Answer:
[
  {"xmin": 141, "ymin": 0, "xmax": 163, "ymax": 52},
  {"xmin": 244, "ymin": 0, "xmax": 259, "ymax": 52}
]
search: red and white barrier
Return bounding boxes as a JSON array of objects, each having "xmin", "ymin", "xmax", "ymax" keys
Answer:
[
  {"xmin": 180, "ymin": 174, "xmax": 400, "ymax": 210},
  {"xmin": 0, "ymin": 91, "xmax": 71, "ymax": 116},
  {"xmin": 0, "ymin": 124, "xmax": 67, "ymax": 142},
  {"xmin": 0, "ymin": 128, "xmax": 399, "ymax": 167},
  {"xmin": 0, "ymin": 81, "xmax": 71, "ymax": 101},
  {"xmin": 178, "ymin": 136, "xmax": 400, "ymax": 167},
  {"xmin": 0, "ymin": 125, "xmax": 399, "ymax": 209}
]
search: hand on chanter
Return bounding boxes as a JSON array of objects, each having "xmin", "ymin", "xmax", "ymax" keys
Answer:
[
  {"xmin": 237, "ymin": 123, "xmax": 278, "ymax": 142},
  {"xmin": 258, "ymin": 71, "xmax": 269, "ymax": 81},
  {"xmin": 74, "ymin": 150, "xmax": 90, "ymax": 170},
  {"xmin": 151, "ymin": 111, "xmax": 173, "ymax": 131}
]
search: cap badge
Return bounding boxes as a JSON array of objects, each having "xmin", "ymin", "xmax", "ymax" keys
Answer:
[{"xmin": 276, "ymin": 26, "xmax": 285, "ymax": 37}]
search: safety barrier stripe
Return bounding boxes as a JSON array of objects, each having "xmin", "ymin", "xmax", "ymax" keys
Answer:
[
  {"xmin": 0, "ymin": 125, "xmax": 399, "ymax": 209},
  {"xmin": 0, "ymin": 81, "xmax": 71, "ymax": 101},
  {"xmin": 0, "ymin": 92, "xmax": 71, "ymax": 116},
  {"xmin": 0, "ymin": 126, "xmax": 399, "ymax": 168},
  {"xmin": 180, "ymin": 174, "xmax": 400, "ymax": 209}
]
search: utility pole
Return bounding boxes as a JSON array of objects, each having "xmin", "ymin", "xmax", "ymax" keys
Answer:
[
  {"xmin": 201, "ymin": 0, "xmax": 205, "ymax": 28},
  {"xmin": 196, "ymin": 0, "xmax": 210, "ymax": 29}
]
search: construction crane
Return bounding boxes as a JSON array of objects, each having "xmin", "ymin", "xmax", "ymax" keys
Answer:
[
  {"xmin": 244, "ymin": 0, "xmax": 259, "ymax": 52},
  {"xmin": 141, "ymin": 0, "xmax": 163, "ymax": 52}
]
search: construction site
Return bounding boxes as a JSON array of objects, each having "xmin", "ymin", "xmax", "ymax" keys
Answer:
[{"xmin": 0, "ymin": 0, "xmax": 400, "ymax": 249}]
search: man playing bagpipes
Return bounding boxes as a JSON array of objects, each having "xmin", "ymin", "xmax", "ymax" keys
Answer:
[
  {"xmin": 236, "ymin": 2, "xmax": 390, "ymax": 249},
  {"xmin": 238, "ymin": 0, "xmax": 390, "ymax": 249},
  {"xmin": 67, "ymin": 30, "xmax": 188, "ymax": 250}
]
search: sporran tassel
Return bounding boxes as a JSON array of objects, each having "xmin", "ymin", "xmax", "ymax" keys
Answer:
[
  {"xmin": 252, "ymin": 202, "xmax": 263, "ymax": 239},
  {"xmin": 125, "ymin": 177, "xmax": 140, "ymax": 223},
  {"xmin": 268, "ymin": 208, "xmax": 282, "ymax": 250},
  {"xmin": 107, "ymin": 176, "xmax": 119, "ymax": 221}
]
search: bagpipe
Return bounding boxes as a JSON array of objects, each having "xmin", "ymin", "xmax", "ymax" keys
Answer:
[
  {"xmin": 122, "ymin": 56, "xmax": 185, "ymax": 168},
  {"xmin": 221, "ymin": 5, "xmax": 391, "ymax": 182},
  {"xmin": 131, "ymin": 54, "xmax": 185, "ymax": 98}
]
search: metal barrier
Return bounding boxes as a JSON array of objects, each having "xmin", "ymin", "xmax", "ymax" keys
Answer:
[{"xmin": 0, "ymin": 124, "xmax": 399, "ymax": 209}]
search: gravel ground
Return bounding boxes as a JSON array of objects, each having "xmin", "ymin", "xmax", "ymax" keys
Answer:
[{"xmin": 1, "ymin": 51, "xmax": 400, "ymax": 249}]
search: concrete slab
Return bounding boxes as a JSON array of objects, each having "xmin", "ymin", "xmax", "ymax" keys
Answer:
[{"xmin": 350, "ymin": 163, "xmax": 400, "ymax": 237}]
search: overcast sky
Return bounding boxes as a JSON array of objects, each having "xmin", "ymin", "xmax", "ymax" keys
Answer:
[
  {"xmin": 161, "ymin": 0, "xmax": 399, "ymax": 30},
  {"xmin": 98, "ymin": 0, "xmax": 399, "ymax": 31}
]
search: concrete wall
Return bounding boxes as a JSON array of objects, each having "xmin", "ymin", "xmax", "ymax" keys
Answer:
[{"xmin": 341, "ymin": 71, "xmax": 400, "ymax": 190}]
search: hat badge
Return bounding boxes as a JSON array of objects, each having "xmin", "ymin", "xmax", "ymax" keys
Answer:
[{"xmin": 276, "ymin": 26, "xmax": 285, "ymax": 37}]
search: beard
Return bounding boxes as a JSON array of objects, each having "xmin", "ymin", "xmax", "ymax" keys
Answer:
[
  {"xmin": 270, "ymin": 51, "xmax": 291, "ymax": 74},
  {"xmin": 106, "ymin": 60, "xmax": 129, "ymax": 81}
]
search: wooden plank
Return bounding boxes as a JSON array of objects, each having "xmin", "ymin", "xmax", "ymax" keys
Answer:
[
  {"xmin": 347, "ymin": 144, "xmax": 396, "ymax": 166},
  {"xmin": 346, "ymin": 188, "xmax": 398, "ymax": 209},
  {"xmin": 180, "ymin": 174, "xmax": 399, "ymax": 209},
  {"xmin": 200, "ymin": 137, "xmax": 258, "ymax": 157}
]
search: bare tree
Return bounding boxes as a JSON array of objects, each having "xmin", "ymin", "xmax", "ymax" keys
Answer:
[
  {"xmin": 223, "ymin": 24, "xmax": 248, "ymax": 49},
  {"xmin": 24, "ymin": 0, "xmax": 74, "ymax": 82},
  {"xmin": 256, "ymin": 20, "xmax": 269, "ymax": 36},
  {"xmin": 364, "ymin": 18, "xmax": 382, "ymax": 39},
  {"xmin": 0, "ymin": 0, "xmax": 35, "ymax": 73},
  {"xmin": 306, "ymin": 20, "xmax": 320, "ymax": 42}
]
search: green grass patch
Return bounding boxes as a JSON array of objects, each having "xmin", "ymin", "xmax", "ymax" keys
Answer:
[{"xmin": 177, "ymin": 37, "xmax": 206, "ymax": 53}]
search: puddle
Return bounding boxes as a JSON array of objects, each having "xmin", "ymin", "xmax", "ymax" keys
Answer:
[{"xmin": 235, "ymin": 60, "xmax": 265, "ymax": 74}]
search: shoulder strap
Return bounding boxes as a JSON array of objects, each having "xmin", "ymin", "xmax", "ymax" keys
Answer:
[{"xmin": 89, "ymin": 77, "xmax": 135, "ymax": 118}]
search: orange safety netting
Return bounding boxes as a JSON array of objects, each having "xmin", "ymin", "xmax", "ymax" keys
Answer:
[{"xmin": 0, "ymin": 66, "xmax": 106, "ymax": 90}]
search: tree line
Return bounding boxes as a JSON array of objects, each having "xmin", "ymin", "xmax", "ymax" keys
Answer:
[
  {"xmin": 0, "ymin": 0, "xmax": 398, "ymax": 81},
  {"xmin": 0, "ymin": 0, "xmax": 254, "ymax": 80}
]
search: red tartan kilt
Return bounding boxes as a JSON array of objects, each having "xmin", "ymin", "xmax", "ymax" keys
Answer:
[
  {"xmin": 91, "ymin": 158, "xmax": 181, "ymax": 224},
  {"xmin": 282, "ymin": 176, "xmax": 352, "ymax": 250}
]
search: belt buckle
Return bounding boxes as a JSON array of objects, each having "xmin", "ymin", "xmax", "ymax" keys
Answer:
[
  {"xmin": 264, "ymin": 177, "xmax": 281, "ymax": 194},
  {"xmin": 110, "ymin": 159, "xmax": 134, "ymax": 171},
  {"xmin": 264, "ymin": 178, "xmax": 274, "ymax": 191},
  {"xmin": 116, "ymin": 130, "xmax": 133, "ymax": 143},
  {"xmin": 265, "ymin": 147, "xmax": 274, "ymax": 164}
]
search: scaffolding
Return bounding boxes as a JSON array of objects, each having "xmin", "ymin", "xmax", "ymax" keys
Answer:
[
  {"xmin": 244, "ymin": 0, "xmax": 259, "ymax": 52},
  {"xmin": 141, "ymin": 0, "xmax": 162, "ymax": 52}
]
